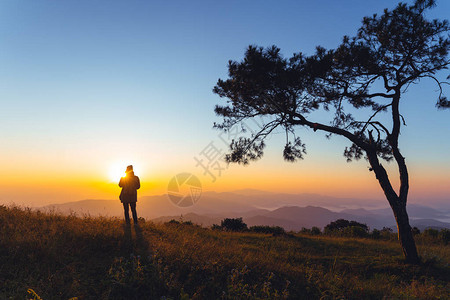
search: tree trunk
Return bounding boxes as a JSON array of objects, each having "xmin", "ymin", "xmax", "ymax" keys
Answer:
[
  {"xmin": 367, "ymin": 150, "xmax": 420, "ymax": 264},
  {"xmin": 391, "ymin": 202, "xmax": 420, "ymax": 264}
]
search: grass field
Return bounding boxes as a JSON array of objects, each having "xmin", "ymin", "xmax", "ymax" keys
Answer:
[{"xmin": 0, "ymin": 205, "xmax": 449, "ymax": 299}]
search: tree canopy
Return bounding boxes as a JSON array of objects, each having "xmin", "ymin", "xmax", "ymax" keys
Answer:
[{"xmin": 214, "ymin": 0, "xmax": 448, "ymax": 166}]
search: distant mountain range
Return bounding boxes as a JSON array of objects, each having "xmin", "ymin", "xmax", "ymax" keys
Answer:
[{"xmin": 39, "ymin": 190, "xmax": 450, "ymax": 231}]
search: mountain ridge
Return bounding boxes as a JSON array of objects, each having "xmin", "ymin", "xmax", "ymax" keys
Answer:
[{"xmin": 38, "ymin": 191, "xmax": 450, "ymax": 231}]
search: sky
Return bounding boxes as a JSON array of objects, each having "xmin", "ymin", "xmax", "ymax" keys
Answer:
[{"xmin": 0, "ymin": 0, "xmax": 449, "ymax": 208}]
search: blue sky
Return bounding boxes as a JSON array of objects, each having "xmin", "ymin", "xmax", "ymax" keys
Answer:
[{"xmin": 0, "ymin": 0, "xmax": 449, "ymax": 206}]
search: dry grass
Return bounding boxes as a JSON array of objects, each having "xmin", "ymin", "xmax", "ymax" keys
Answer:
[{"xmin": 0, "ymin": 205, "xmax": 448, "ymax": 299}]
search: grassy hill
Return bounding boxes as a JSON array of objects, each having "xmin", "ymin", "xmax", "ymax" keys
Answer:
[{"xmin": 1, "ymin": 206, "xmax": 449, "ymax": 299}]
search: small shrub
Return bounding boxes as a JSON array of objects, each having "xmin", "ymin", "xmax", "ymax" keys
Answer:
[
  {"xmin": 211, "ymin": 224, "xmax": 222, "ymax": 230},
  {"xmin": 371, "ymin": 229, "xmax": 381, "ymax": 239},
  {"xmin": 299, "ymin": 227, "xmax": 311, "ymax": 234},
  {"xmin": 311, "ymin": 227, "xmax": 321, "ymax": 235},
  {"xmin": 343, "ymin": 226, "xmax": 368, "ymax": 238},
  {"xmin": 380, "ymin": 227, "xmax": 395, "ymax": 239},
  {"xmin": 423, "ymin": 228, "xmax": 439, "ymax": 238},
  {"xmin": 438, "ymin": 229, "xmax": 450, "ymax": 245},
  {"xmin": 221, "ymin": 218, "xmax": 248, "ymax": 232},
  {"xmin": 324, "ymin": 219, "xmax": 368, "ymax": 235}
]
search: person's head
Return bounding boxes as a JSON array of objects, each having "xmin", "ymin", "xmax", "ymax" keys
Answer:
[{"xmin": 125, "ymin": 165, "xmax": 133, "ymax": 174}]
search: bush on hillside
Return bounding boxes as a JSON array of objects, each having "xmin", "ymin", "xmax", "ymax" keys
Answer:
[
  {"xmin": 371, "ymin": 229, "xmax": 381, "ymax": 239},
  {"xmin": 342, "ymin": 226, "xmax": 369, "ymax": 238},
  {"xmin": 324, "ymin": 219, "xmax": 368, "ymax": 235},
  {"xmin": 311, "ymin": 227, "xmax": 321, "ymax": 235},
  {"xmin": 299, "ymin": 227, "xmax": 311, "ymax": 234},
  {"xmin": 211, "ymin": 224, "xmax": 222, "ymax": 230},
  {"xmin": 439, "ymin": 229, "xmax": 450, "ymax": 245},
  {"xmin": 423, "ymin": 228, "xmax": 439, "ymax": 238},
  {"xmin": 221, "ymin": 218, "xmax": 248, "ymax": 232},
  {"xmin": 165, "ymin": 219, "xmax": 193, "ymax": 226}
]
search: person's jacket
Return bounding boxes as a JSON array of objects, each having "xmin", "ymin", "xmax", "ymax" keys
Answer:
[{"xmin": 119, "ymin": 172, "xmax": 140, "ymax": 203}]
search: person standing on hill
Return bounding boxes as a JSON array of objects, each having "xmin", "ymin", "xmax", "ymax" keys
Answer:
[{"xmin": 119, "ymin": 165, "xmax": 140, "ymax": 224}]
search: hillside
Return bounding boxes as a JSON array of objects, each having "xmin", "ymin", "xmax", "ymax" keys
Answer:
[
  {"xmin": 1, "ymin": 206, "xmax": 449, "ymax": 299},
  {"xmin": 39, "ymin": 191, "xmax": 450, "ymax": 231}
]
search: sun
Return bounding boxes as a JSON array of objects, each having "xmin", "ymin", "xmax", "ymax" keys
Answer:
[
  {"xmin": 108, "ymin": 161, "xmax": 143, "ymax": 183},
  {"xmin": 108, "ymin": 163, "xmax": 127, "ymax": 183}
]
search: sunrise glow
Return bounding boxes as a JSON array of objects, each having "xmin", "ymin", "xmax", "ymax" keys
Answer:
[
  {"xmin": 0, "ymin": 0, "xmax": 447, "ymax": 210},
  {"xmin": 108, "ymin": 163, "xmax": 127, "ymax": 183}
]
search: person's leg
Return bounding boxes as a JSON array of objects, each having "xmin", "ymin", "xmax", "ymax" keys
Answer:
[
  {"xmin": 123, "ymin": 203, "xmax": 130, "ymax": 224},
  {"xmin": 130, "ymin": 202, "xmax": 138, "ymax": 224}
]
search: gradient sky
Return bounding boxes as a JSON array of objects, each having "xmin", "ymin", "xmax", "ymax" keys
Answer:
[{"xmin": 1, "ymin": 0, "xmax": 449, "ymax": 208}]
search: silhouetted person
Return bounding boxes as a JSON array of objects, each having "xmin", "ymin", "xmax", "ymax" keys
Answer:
[{"xmin": 119, "ymin": 165, "xmax": 140, "ymax": 224}]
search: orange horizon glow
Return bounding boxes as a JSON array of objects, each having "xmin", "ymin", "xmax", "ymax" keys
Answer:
[{"xmin": 0, "ymin": 158, "xmax": 448, "ymax": 208}]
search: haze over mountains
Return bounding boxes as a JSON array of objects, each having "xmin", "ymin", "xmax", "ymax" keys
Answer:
[{"xmin": 40, "ymin": 190, "xmax": 450, "ymax": 231}]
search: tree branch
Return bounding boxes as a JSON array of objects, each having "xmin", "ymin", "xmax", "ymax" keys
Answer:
[
  {"xmin": 290, "ymin": 112, "xmax": 370, "ymax": 150},
  {"xmin": 361, "ymin": 103, "xmax": 393, "ymax": 133}
]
